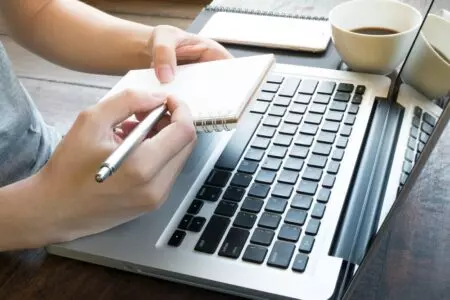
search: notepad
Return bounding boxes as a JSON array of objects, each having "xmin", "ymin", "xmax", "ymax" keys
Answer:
[{"xmin": 103, "ymin": 54, "xmax": 275, "ymax": 132}]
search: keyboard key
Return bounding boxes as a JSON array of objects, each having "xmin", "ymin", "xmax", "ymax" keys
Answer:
[
  {"xmin": 421, "ymin": 121, "xmax": 433, "ymax": 135},
  {"xmin": 278, "ymin": 169, "xmax": 299, "ymax": 185},
  {"xmin": 332, "ymin": 149, "xmax": 345, "ymax": 161},
  {"xmin": 268, "ymin": 145, "xmax": 288, "ymax": 158},
  {"xmin": 317, "ymin": 131, "xmax": 336, "ymax": 144},
  {"xmin": 289, "ymin": 145, "xmax": 309, "ymax": 159},
  {"xmin": 269, "ymin": 105, "xmax": 287, "ymax": 116},
  {"xmin": 311, "ymin": 203, "xmax": 326, "ymax": 219},
  {"xmin": 197, "ymin": 185, "xmax": 222, "ymax": 202},
  {"xmin": 251, "ymin": 228, "xmax": 275, "ymax": 246},
  {"xmin": 245, "ymin": 148, "xmax": 265, "ymax": 162},
  {"xmin": 272, "ymin": 183, "xmax": 294, "ymax": 199},
  {"xmin": 258, "ymin": 212, "xmax": 281, "ymax": 229},
  {"xmin": 400, "ymin": 173, "xmax": 408, "ymax": 186},
  {"xmin": 414, "ymin": 106, "xmax": 423, "ymax": 117},
  {"xmin": 257, "ymin": 125, "xmax": 276, "ymax": 138},
  {"xmin": 285, "ymin": 208, "xmax": 308, "ymax": 226},
  {"xmin": 330, "ymin": 101, "xmax": 347, "ymax": 112},
  {"xmin": 262, "ymin": 157, "xmax": 282, "ymax": 171},
  {"xmin": 423, "ymin": 112, "xmax": 436, "ymax": 127},
  {"xmin": 326, "ymin": 111, "xmax": 344, "ymax": 122},
  {"xmin": 290, "ymin": 103, "xmax": 308, "ymax": 114},
  {"xmin": 195, "ymin": 215, "xmax": 230, "ymax": 254},
  {"xmin": 292, "ymin": 253, "xmax": 309, "ymax": 272},
  {"xmin": 284, "ymin": 113, "xmax": 303, "ymax": 124},
  {"xmin": 248, "ymin": 183, "xmax": 271, "ymax": 198},
  {"xmin": 187, "ymin": 216, "xmax": 206, "ymax": 232},
  {"xmin": 313, "ymin": 94, "xmax": 330, "ymax": 104},
  {"xmin": 302, "ymin": 166, "xmax": 323, "ymax": 181},
  {"xmin": 278, "ymin": 224, "xmax": 302, "ymax": 242},
  {"xmin": 257, "ymin": 91, "xmax": 275, "ymax": 102},
  {"xmin": 223, "ymin": 186, "xmax": 246, "ymax": 202},
  {"xmin": 215, "ymin": 200, "xmax": 238, "ymax": 217},
  {"xmin": 334, "ymin": 92, "xmax": 351, "ymax": 102},
  {"xmin": 267, "ymin": 241, "xmax": 296, "ymax": 269},
  {"xmin": 187, "ymin": 199, "xmax": 203, "ymax": 214},
  {"xmin": 252, "ymin": 137, "xmax": 271, "ymax": 149},
  {"xmin": 241, "ymin": 197, "xmax": 264, "ymax": 213},
  {"xmin": 407, "ymin": 136, "xmax": 416, "ymax": 150},
  {"xmin": 262, "ymin": 82, "xmax": 279, "ymax": 93},
  {"xmin": 336, "ymin": 136, "xmax": 349, "ymax": 149},
  {"xmin": 178, "ymin": 214, "xmax": 193, "ymax": 230},
  {"xmin": 299, "ymin": 235, "xmax": 315, "ymax": 253},
  {"xmin": 218, "ymin": 227, "xmax": 250, "ymax": 258},
  {"xmin": 322, "ymin": 120, "xmax": 340, "ymax": 133},
  {"xmin": 419, "ymin": 131, "xmax": 429, "ymax": 144},
  {"xmin": 309, "ymin": 103, "xmax": 327, "ymax": 114},
  {"xmin": 295, "ymin": 134, "xmax": 314, "ymax": 146},
  {"xmin": 305, "ymin": 219, "xmax": 321, "ymax": 236},
  {"xmin": 206, "ymin": 169, "xmax": 231, "ymax": 187},
  {"xmin": 352, "ymin": 94, "xmax": 363, "ymax": 104},
  {"xmin": 273, "ymin": 96, "xmax": 291, "ymax": 107},
  {"xmin": 410, "ymin": 126, "xmax": 419, "ymax": 139},
  {"xmin": 243, "ymin": 245, "xmax": 268, "ymax": 264},
  {"xmin": 291, "ymin": 194, "xmax": 313, "ymax": 210},
  {"xmin": 233, "ymin": 212, "xmax": 257, "ymax": 229},
  {"xmin": 327, "ymin": 161, "xmax": 340, "ymax": 174},
  {"xmin": 403, "ymin": 161, "xmax": 413, "ymax": 174},
  {"xmin": 317, "ymin": 188, "xmax": 331, "ymax": 203},
  {"xmin": 337, "ymin": 83, "xmax": 354, "ymax": 93},
  {"xmin": 298, "ymin": 79, "xmax": 318, "ymax": 94},
  {"xmin": 294, "ymin": 94, "xmax": 311, "ymax": 104},
  {"xmin": 251, "ymin": 101, "xmax": 270, "ymax": 114},
  {"xmin": 304, "ymin": 113, "xmax": 323, "ymax": 125},
  {"xmin": 297, "ymin": 180, "xmax": 318, "ymax": 195},
  {"xmin": 273, "ymin": 134, "xmax": 293, "ymax": 147},
  {"xmin": 267, "ymin": 74, "xmax": 284, "ymax": 84},
  {"xmin": 215, "ymin": 113, "xmax": 261, "ymax": 170},
  {"xmin": 317, "ymin": 81, "xmax": 336, "ymax": 94},
  {"xmin": 279, "ymin": 78, "xmax": 301, "ymax": 97},
  {"xmin": 279, "ymin": 123, "xmax": 298, "ymax": 135},
  {"xmin": 341, "ymin": 125, "xmax": 352, "ymax": 137},
  {"xmin": 168, "ymin": 230, "xmax": 186, "ymax": 247},
  {"xmin": 255, "ymin": 169, "xmax": 277, "ymax": 184},
  {"xmin": 348, "ymin": 104, "xmax": 359, "ymax": 114},
  {"xmin": 308, "ymin": 154, "xmax": 328, "ymax": 168},
  {"xmin": 265, "ymin": 197, "xmax": 288, "ymax": 213},
  {"xmin": 238, "ymin": 160, "xmax": 259, "ymax": 174},
  {"xmin": 300, "ymin": 123, "xmax": 319, "ymax": 135},
  {"xmin": 284, "ymin": 157, "xmax": 304, "ymax": 172},
  {"xmin": 263, "ymin": 115, "xmax": 281, "ymax": 127},
  {"xmin": 322, "ymin": 174, "xmax": 336, "ymax": 188},
  {"xmin": 355, "ymin": 85, "xmax": 366, "ymax": 95},
  {"xmin": 344, "ymin": 114, "xmax": 356, "ymax": 125},
  {"xmin": 313, "ymin": 142, "xmax": 332, "ymax": 156},
  {"xmin": 404, "ymin": 148, "xmax": 414, "ymax": 163},
  {"xmin": 418, "ymin": 141, "xmax": 425, "ymax": 153}
]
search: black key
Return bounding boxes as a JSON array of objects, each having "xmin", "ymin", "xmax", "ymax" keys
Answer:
[
  {"xmin": 332, "ymin": 149, "xmax": 345, "ymax": 161},
  {"xmin": 218, "ymin": 227, "xmax": 249, "ymax": 258},
  {"xmin": 330, "ymin": 101, "xmax": 347, "ymax": 112},
  {"xmin": 414, "ymin": 106, "xmax": 423, "ymax": 117},
  {"xmin": 294, "ymin": 94, "xmax": 311, "ymax": 104},
  {"xmin": 352, "ymin": 94, "xmax": 363, "ymax": 104},
  {"xmin": 279, "ymin": 78, "xmax": 301, "ymax": 97},
  {"xmin": 311, "ymin": 203, "xmax": 326, "ymax": 219},
  {"xmin": 355, "ymin": 85, "xmax": 366, "ymax": 95},
  {"xmin": 404, "ymin": 148, "xmax": 414, "ymax": 163},
  {"xmin": 243, "ymin": 245, "xmax": 268, "ymax": 264},
  {"xmin": 241, "ymin": 197, "xmax": 264, "ymax": 213},
  {"xmin": 305, "ymin": 219, "xmax": 321, "ymax": 236},
  {"xmin": 230, "ymin": 172, "xmax": 253, "ymax": 187},
  {"xmin": 279, "ymin": 123, "xmax": 298, "ymax": 135},
  {"xmin": 299, "ymin": 235, "xmax": 315, "ymax": 253},
  {"xmin": 197, "ymin": 185, "xmax": 222, "ymax": 202},
  {"xmin": 284, "ymin": 113, "xmax": 303, "ymax": 125},
  {"xmin": 337, "ymin": 83, "xmax": 354, "ymax": 93},
  {"xmin": 258, "ymin": 212, "xmax": 281, "ymax": 229},
  {"xmin": 341, "ymin": 125, "xmax": 352, "ymax": 137},
  {"xmin": 326, "ymin": 111, "xmax": 344, "ymax": 122},
  {"xmin": 187, "ymin": 216, "xmax": 206, "ymax": 232},
  {"xmin": 344, "ymin": 114, "xmax": 356, "ymax": 125},
  {"xmin": 300, "ymin": 123, "xmax": 319, "ymax": 135},
  {"xmin": 262, "ymin": 157, "xmax": 282, "ymax": 171},
  {"xmin": 252, "ymin": 136, "xmax": 270, "ymax": 149},
  {"xmin": 267, "ymin": 74, "xmax": 284, "ymax": 84},
  {"xmin": 423, "ymin": 112, "xmax": 436, "ymax": 127},
  {"xmin": 278, "ymin": 224, "xmax": 302, "ymax": 242},
  {"xmin": 251, "ymin": 101, "xmax": 270, "ymax": 114},
  {"xmin": 245, "ymin": 148, "xmax": 265, "ymax": 162},
  {"xmin": 273, "ymin": 96, "xmax": 292, "ymax": 107},
  {"xmin": 269, "ymin": 105, "xmax": 287, "ymax": 117},
  {"xmin": 403, "ymin": 161, "xmax": 413, "ymax": 175},
  {"xmin": 418, "ymin": 141, "xmax": 425, "ymax": 153},
  {"xmin": 290, "ymin": 103, "xmax": 308, "ymax": 114},
  {"xmin": 168, "ymin": 230, "xmax": 186, "ymax": 247},
  {"xmin": 284, "ymin": 157, "xmax": 304, "ymax": 172},
  {"xmin": 271, "ymin": 183, "xmax": 294, "ymax": 199},
  {"xmin": 317, "ymin": 81, "xmax": 336, "ymax": 94},
  {"xmin": 298, "ymin": 79, "xmax": 318, "ymax": 94},
  {"xmin": 297, "ymin": 180, "xmax": 318, "ymax": 195},
  {"xmin": 257, "ymin": 125, "xmax": 276, "ymax": 138},
  {"xmin": 313, "ymin": 94, "xmax": 330, "ymax": 105},
  {"xmin": 290, "ymin": 145, "xmax": 310, "ymax": 159},
  {"xmin": 302, "ymin": 166, "xmax": 323, "ymax": 181},
  {"xmin": 400, "ymin": 173, "xmax": 408, "ymax": 186},
  {"xmin": 327, "ymin": 161, "xmax": 340, "ymax": 174},
  {"xmin": 223, "ymin": 186, "xmax": 246, "ymax": 202},
  {"xmin": 304, "ymin": 113, "xmax": 323, "ymax": 125},
  {"xmin": 215, "ymin": 200, "xmax": 238, "ymax": 217},
  {"xmin": 292, "ymin": 253, "xmax": 309, "ymax": 272},
  {"xmin": 309, "ymin": 103, "xmax": 327, "ymax": 114},
  {"xmin": 257, "ymin": 91, "xmax": 275, "ymax": 102},
  {"xmin": 187, "ymin": 199, "xmax": 203, "ymax": 214},
  {"xmin": 412, "ymin": 115, "xmax": 420, "ymax": 128},
  {"xmin": 336, "ymin": 136, "xmax": 349, "ymax": 149},
  {"xmin": 262, "ymin": 82, "xmax": 279, "ymax": 93},
  {"xmin": 322, "ymin": 120, "xmax": 341, "ymax": 133},
  {"xmin": 248, "ymin": 183, "xmax": 271, "ymax": 198},
  {"xmin": 407, "ymin": 136, "xmax": 416, "ymax": 150},
  {"xmin": 268, "ymin": 145, "xmax": 288, "ymax": 159},
  {"xmin": 233, "ymin": 212, "xmax": 257, "ymax": 229},
  {"xmin": 416, "ymin": 152, "xmax": 421, "ymax": 162},
  {"xmin": 317, "ymin": 188, "xmax": 331, "ymax": 203},
  {"xmin": 308, "ymin": 154, "xmax": 328, "ymax": 168},
  {"xmin": 295, "ymin": 134, "xmax": 314, "ymax": 147},
  {"xmin": 317, "ymin": 131, "xmax": 336, "ymax": 144},
  {"xmin": 313, "ymin": 142, "xmax": 332, "ymax": 156},
  {"xmin": 238, "ymin": 160, "xmax": 259, "ymax": 174},
  {"xmin": 421, "ymin": 121, "xmax": 433, "ymax": 135},
  {"xmin": 273, "ymin": 134, "xmax": 293, "ymax": 147},
  {"xmin": 265, "ymin": 197, "xmax": 288, "ymax": 213},
  {"xmin": 195, "ymin": 215, "xmax": 230, "ymax": 254},
  {"xmin": 255, "ymin": 169, "xmax": 277, "ymax": 184},
  {"xmin": 251, "ymin": 228, "xmax": 275, "ymax": 246},
  {"xmin": 322, "ymin": 174, "xmax": 336, "ymax": 188},
  {"xmin": 285, "ymin": 208, "xmax": 308, "ymax": 226},
  {"xmin": 410, "ymin": 126, "xmax": 419, "ymax": 139},
  {"xmin": 215, "ymin": 113, "xmax": 261, "ymax": 170},
  {"xmin": 291, "ymin": 194, "xmax": 313, "ymax": 210},
  {"xmin": 178, "ymin": 214, "xmax": 193, "ymax": 230},
  {"xmin": 419, "ymin": 131, "xmax": 429, "ymax": 144},
  {"xmin": 348, "ymin": 104, "xmax": 359, "ymax": 114},
  {"xmin": 278, "ymin": 169, "xmax": 299, "ymax": 185},
  {"xmin": 263, "ymin": 115, "xmax": 281, "ymax": 127},
  {"xmin": 267, "ymin": 241, "xmax": 295, "ymax": 269},
  {"xmin": 334, "ymin": 92, "xmax": 351, "ymax": 102},
  {"xmin": 206, "ymin": 169, "xmax": 231, "ymax": 188}
]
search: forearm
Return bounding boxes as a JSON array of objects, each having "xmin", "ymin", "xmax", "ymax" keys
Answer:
[{"xmin": 2, "ymin": 0, "xmax": 154, "ymax": 75}]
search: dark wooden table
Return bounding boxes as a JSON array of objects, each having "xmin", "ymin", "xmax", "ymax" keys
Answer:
[{"xmin": 1, "ymin": 0, "xmax": 450, "ymax": 299}]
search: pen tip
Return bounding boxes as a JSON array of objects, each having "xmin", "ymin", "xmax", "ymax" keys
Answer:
[{"xmin": 96, "ymin": 166, "xmax": 111, "ymax": 183}]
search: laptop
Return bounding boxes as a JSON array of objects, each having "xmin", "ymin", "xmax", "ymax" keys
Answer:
[{"xmin": 46, "ymin": 1, "xmax": 450, "ymax": 299}]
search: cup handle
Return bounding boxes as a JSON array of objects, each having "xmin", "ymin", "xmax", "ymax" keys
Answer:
[{"xmin": 442, "ymin": 9, "xmax": 450, "ymax": 21}]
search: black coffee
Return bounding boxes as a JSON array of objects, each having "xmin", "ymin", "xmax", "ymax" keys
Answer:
[
  {"xmin": 432, "ymin": 45, "xmax": 450, "ymax": 65},
  {"xmin": 351, "ymin": 27, "xmax": 399, "ymax": 35}
]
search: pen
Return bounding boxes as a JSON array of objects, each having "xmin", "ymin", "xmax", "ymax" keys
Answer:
[{"xmin": 95, "ymin": 104, "xmax": 168, "ymax": 183}]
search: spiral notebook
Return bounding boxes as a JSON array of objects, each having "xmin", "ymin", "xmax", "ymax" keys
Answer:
[
  {"xmin": 103, "ymin": 54, "xmax": 275, "ymax": 132},
  {"xmin": 198, "ymin": 5, "xmax": 331, "ymax": 53}
]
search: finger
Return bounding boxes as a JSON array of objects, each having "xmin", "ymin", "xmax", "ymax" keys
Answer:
[
  {"xmin": 119, "ymin": 115, "xmax": 171, "ymax": 138},
  {"xmin": 151, "ymin": 26, "xmax": 181, "ymax": 83}
]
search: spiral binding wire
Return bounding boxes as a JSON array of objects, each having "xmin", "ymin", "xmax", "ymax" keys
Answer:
[{"xmin": 204, "ymin": 4, "xmax": 328, "ymax": 21}]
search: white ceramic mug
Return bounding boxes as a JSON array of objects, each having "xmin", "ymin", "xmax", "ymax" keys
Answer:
[
  {"xmin": 329, "ymin": 0, "xmax": 423, "ymax": 75},
  {"xmin": 401, "ymin": 14, "xmax": 450, "ymax": 100}
]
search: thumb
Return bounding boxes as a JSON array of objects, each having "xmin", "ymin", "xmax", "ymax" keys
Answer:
[{"xmin": 150, "ymin": 26, "xmax": 180, "ymax": 83}]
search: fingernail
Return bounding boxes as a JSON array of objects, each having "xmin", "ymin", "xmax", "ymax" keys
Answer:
[{"xmin": 156, "ymin": 64, "xmax": 174, "ymax": 83}]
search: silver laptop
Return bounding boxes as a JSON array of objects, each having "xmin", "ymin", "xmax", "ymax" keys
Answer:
[{"xmin": 46, "ymin": 1, "xmax": 450, "ymax": 299}]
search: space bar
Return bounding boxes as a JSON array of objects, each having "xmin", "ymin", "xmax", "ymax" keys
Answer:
[{"xmin": 215, "ymin": 113, "xmax": 262, "ymax": 170}]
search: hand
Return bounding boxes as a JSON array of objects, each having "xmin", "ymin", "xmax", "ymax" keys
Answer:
[
  {"xmin": 148, "ymin": 25, "xmax": 233, "ymax": 83},
  {"xmin": 33, "ymin": 90, "xmax": 197, "ymax": 243}
]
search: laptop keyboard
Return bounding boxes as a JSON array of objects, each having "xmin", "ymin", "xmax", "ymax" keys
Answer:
[
  {"xmin": 398, "ymin": 106, "xmax": 436, "ymax": 193},
  {"xmin": 167, "ymin": 73, "xmax": 366, "ymax": 273}
]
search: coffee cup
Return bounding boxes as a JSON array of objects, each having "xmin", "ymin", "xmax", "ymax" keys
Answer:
[
  {"xmin": 329, "ymin": 0, "xmax": 422, "ymax": 75},
  {"xmin": 401, "ymin": 14, "xmax": 450, "ymax": 100}
]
